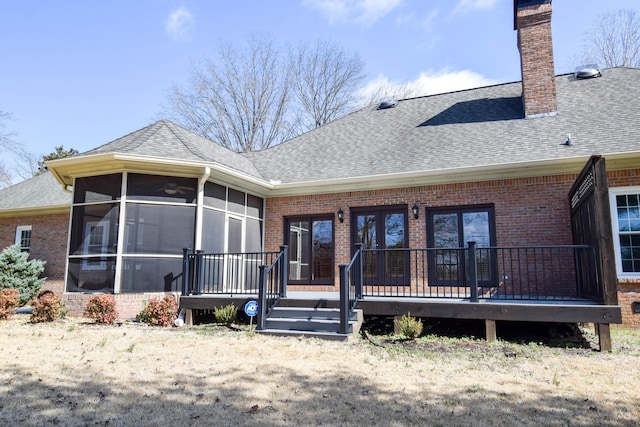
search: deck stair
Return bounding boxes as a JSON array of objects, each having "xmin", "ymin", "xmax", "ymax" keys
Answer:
[{"xmin": 257, "ymin": 306, "xmax": 363, "ymax": 341}]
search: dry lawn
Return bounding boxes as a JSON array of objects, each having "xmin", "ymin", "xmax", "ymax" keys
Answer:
[{"xmin": 1, "ymin": 316, "xmax": 639, "ymax": 427}]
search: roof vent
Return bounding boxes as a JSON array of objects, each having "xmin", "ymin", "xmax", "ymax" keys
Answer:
[
  {"xmin": 377, "ymin": 100, "xmax": 397, "ymax": 110},
  {"xmin": 575, "ymin": 65, "xmax": 601, "ymax": 80}
]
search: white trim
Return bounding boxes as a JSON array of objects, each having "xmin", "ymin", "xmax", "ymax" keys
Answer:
[
  {"xmin": 609, "ymin": 186, "xmax": 640, "ymax": 279},
  {"xmin": 82, "ymin": 221, "xmax": 110, "ymax": 270},
  {"xmin": 14, "ymin": 225, "xmax": 32, "ymax": 252},
  {"xmin": 114, "ymin": 172, "xmax": 128, "ymax": 292}
]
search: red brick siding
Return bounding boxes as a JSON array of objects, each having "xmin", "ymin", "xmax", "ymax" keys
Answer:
[
  {"xmin": 266, "ymin": 174, "xmax": 576, "ymax": 289},
  {"xmin": 0, "ymin": 212, "xmax": 69, "ymax": 293},
  {"xmin": 62, "ymin": 292, "xmax": 179, "ymax": 320}
]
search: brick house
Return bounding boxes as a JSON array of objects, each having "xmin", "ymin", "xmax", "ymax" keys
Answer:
[{"xmin": 1, "ymin": 0, "xmax": 639, "ymax": 345}]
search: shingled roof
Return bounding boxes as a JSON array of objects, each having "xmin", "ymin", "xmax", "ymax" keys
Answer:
[
  {"xmin": 2, "ymin": 67, "xmax": 639, "ymax": 211},
  {"xmin": 246, "ymin": 67, "xmax": 640, "ymax": 184},
  {"xmin": 84, "ymin": 119, "xmax": 264, "ymax": 180},
  {"xmin": 0, "ymin": 172, "xmax": 71, "ymax": 214}
]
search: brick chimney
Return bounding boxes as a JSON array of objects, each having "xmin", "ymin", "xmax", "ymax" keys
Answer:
[{"xmin": 515, "ymin": 0, "xmax": 557, "ymax": 118}]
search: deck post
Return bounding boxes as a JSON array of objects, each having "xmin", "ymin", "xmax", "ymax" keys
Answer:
[
  {"xmin": 182, "ymin": 248, "xmax": 191, "ymax": 296},
  {"xmin": 595, "ymin": 323, "xmax": 612, "ymax": 352},
  {"xmin": 355, "ymin": 243, "xmax": 363, "ymax": 299},
  {"xmin": 339, "ymin": 264, "xmax": 348, "ymax": 334},
  {"xmin": 468, "ymin": 241, "xmax": 479, "ymax": 302},
  {"xmin": 485, "ymin": 319, "xmax": 497, "ymax": 342},
  {"xmin": 193, "ymin": 250, "xmax": 204, "ymax": 295},
  {"xmin": 279, "ymin": 245, "xmax": 288, "ymax": 298},
  {"xmin": 257, "ymin": 265, "xmax": 267, "ymax": 331}
]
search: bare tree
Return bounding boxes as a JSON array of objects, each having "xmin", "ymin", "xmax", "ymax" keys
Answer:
[
  {"xmin": 290, "ymin": 40, "xmax": 366, "ymax": 133},
  {"xmin": 581, "ymin": 9, "xmax": 640, "ymax": 68},
  {"xmin": 163, "ymin": 36, "xmax": 368, "ymax": 151},
  {"xmin": 0, "ymin": 110, "xmax": 19, "ymax": 188},
  {"xmin": 165, "ymin": 36, "xmax": 292, "ymax": 152}
]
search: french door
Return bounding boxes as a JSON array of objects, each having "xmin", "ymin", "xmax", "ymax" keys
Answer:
[
  {"xmin": 351, "ymin": 206, "xmax": 409, "ymax": 286},
  {"xmin": 427, "ymin": 205, "xmax": 496, "ymax": 287}
]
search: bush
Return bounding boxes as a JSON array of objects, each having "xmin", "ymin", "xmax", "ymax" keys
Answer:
[
  {"xmin": 30, "ymin": 291, "xmax": 67, "ymax": 323},
  {"xmin": 214, "ymin": 304, "xmax": 238, "ymax": 325},
  {"xmin": 84, "ymin": 294, "xmax": 119, "ymax": 325},
  {"xmin": 395, "ymin": 312, "xmax": 423, "ymax": 339},
  {"xmin": 136, "ymin": 296, "xmax": 177, "ymax": 327},
  {"xmin": 0, "ymin": 288, "xmax": 20, "ymax": 320},
  {"xmin": 0, "ymin": 245, "xmax": 46, "ymax": 306}
]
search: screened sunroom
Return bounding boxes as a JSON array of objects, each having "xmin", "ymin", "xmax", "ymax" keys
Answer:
[{"xmin": 66, "ymin": 172, "xmax": 264, "ymax": 294}]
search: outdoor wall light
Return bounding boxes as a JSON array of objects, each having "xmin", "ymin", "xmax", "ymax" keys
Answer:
[
  {"xmin": 412, "ymin": 203, "xmax": 419, "ymax": 219},
  {"xmin": 337, "ymin": 208, "xmax": 344, "ymax": 223}
]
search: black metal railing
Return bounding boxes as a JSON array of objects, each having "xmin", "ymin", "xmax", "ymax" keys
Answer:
[
  {"xmin": 182, "ymin": 249, "xmax": 281, "ymax": 296},
  {"xmin": 360, "ymin": 244, "xmax": 598, "ymax": 302},
  {"xmin": 338, "ymin": 244, "xmax": 363, "ymax": 334},
  {"xmin": 257, "ymin": 246, "xmax": 288, "ymax": 330}
]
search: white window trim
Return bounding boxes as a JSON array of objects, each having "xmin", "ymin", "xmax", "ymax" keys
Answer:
[
  {"xmin": 82, "ymin": 221, "xmax": 110, "ymax": 270},
  {"xmin": 609, "ymin": 186, "xmax": 640, "ymax": 278},
  {"xmin": 15, "ymin": 225, "xmax": 32, "ymax": 252}
]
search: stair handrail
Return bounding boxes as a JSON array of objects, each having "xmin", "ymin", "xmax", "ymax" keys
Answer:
[
  {"xmin": 257, "ymin": 245, "xmax": 288, "ymax": 331},
  {"xmin": 338, "ymin": 244, "xmax": 363, "ymax": 334}
]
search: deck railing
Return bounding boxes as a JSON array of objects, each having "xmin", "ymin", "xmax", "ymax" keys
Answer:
[
  {"xmin": 338, "ymin": 244, "xmax": 363, "ymax": 334},
  {"xmin": 257, "ymin": 246, "xmax": 288, "ymax": 330},
  {"xmin": 181, "ymin": 249, "xmax": 281, "ymax": 296},
  {"xmin": 361, "ymin": 244, "xmax": 598, "ymax": 301}
]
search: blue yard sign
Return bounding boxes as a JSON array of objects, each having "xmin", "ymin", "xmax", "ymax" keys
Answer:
[
  {"xmin": 244, "ymin": 300, "xmax": 259, "ymax": 332},
  {"xmin": 244, "ymin": 300, "xmax": 258, "ymax": 317}
]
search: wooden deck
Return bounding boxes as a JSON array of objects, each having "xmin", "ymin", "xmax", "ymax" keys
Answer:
[{"xmin": 179, "ymin": 291, "xmax": 621, "ymax": 329}]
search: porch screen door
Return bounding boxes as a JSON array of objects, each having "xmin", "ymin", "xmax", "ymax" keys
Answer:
[
  {"xmin": 352, "ymin": 207, "xmax": 408, "ymax": 287},
  {"xmin": 224, "ymin": 216, "xmax": 244, "ymax": 291}
]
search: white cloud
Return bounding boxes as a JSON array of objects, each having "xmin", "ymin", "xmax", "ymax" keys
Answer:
[
  {"xmin": 165, "ymin": 7, "xmax": 194, "ymax": 41},
  {"xmin": 303, "ymin": 0, "xmax": 402, "ymax": 27},
  {"xmin": 360, "ymin": 69, "xmax": 497, "ymax": 104},
  {"xmin": 453, "ymin": 0, "xmax": 499, "ymax": 14}
]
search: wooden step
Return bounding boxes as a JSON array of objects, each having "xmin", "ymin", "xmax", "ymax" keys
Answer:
[{"xmin": 257, "ymin": 307, "xmax": 363, "ymax": 341}]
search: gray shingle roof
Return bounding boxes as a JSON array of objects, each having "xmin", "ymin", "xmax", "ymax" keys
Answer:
[
  {"xmin": 84, "ymin": 120, "xmax": 264, "ymax": 180},
  {"xmin": 246, "ymin": 67, "xmax": 640, "ymax": 184},
  {"xmin": 2, "ymin": 67, "xmax": 639, "ymax": 212},
  {"xmin": 0, "ymin": 172, "xmax": 71, "ymax": 211}
]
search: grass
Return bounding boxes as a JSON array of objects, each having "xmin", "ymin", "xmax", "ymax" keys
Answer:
[{"xmin": 0, "ymin": 317, "xmax": 639, "ymax": 426}]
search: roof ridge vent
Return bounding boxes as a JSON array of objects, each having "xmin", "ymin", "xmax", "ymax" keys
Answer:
[
  {"xmin": 575, "ymin": 65, "xmax": 601, "ymax": 80},
  {"xmin": 377, "ymin": 100, "xmax": 397, "ymax": 110}
]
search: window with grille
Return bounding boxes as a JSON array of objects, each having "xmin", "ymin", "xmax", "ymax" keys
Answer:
[
  {"xmin": 610, "ymin": 188, "xmax": 640, "ymax": 276},
  {"xmin": 15, "ymin": 225, "xmax": 32, "ymax": 252}
]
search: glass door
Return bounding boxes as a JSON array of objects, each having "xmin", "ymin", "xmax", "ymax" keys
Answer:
[
  {"xmin": 224, "ymin": 215, "xmax": 244, "ymax": 292},
  {"xmin": 352, "ymin": 206, "xmax": 408, "ymax": 287}
]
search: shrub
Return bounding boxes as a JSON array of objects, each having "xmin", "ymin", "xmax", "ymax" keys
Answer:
[
  {"xmin": 214, "ymin": 304, "xmax": 238, "ymax": 325},
  {"xmin": 84, "ymin": 294, "xmax": 119, "ymax": 325},
  {"xmin": 0, "ymin": 288, "xmax": 20, "ymax": 320},
  {"xmin": 30, "ymin": 291, "xmax": 67, "ymax": 323},
  {"xmin": 0, "ymin": 245, "xmax": 46, "ymax": 306},
  {"xmin": 395, "ymin": 312, "xmax": 423, "ymax": 339},
  {"xmin": 136, "ymin": 296, "xmax": 177, "ymax": 327}
]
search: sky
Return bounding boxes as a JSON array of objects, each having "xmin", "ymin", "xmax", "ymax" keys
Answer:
[{"xmin": 1, "ymin": 0, "xmax": 638, "ymax": 179}]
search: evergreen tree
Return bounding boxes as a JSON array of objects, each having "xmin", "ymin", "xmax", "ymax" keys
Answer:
[{"xmin": 0, "ymin": 245, "xmax": 46, "ymax": 306}]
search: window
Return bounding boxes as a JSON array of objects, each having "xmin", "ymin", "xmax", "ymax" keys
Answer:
[
  {"xmin": 427, "ymin": 205, "xmax": 496, "ymax": 286},
  {"xmin": 286, "ymin": 216, "xmax": 334, "ymax": 284},
  {"xmin": 83, "ymin": 221, "xmax": 110, "ymax": 270},
  {"xmin": 15, "ymin": 225, "xmax": 32, "ymax": 252},
  {"xmin": 610, "ymin": 187, "xmax": 640, "ymax": 277}
]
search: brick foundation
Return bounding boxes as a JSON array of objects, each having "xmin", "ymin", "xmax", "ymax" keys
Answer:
[{"xmin": 62, "ymin": 292, "xmax": 180, "ymax": 320}]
